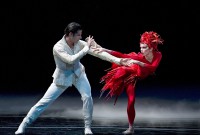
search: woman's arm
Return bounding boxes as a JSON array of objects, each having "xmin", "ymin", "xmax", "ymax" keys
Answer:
[
  {"xmin": 89, "ymin": 41, "xmax": 130, "ymax": 58},
  {"xmin": 87, "ymin": 40, "xmax": 148, "ymax": 66},
  {"xmin": 129, "ymin": 53, "xmax": 162, "ymax": 71}
]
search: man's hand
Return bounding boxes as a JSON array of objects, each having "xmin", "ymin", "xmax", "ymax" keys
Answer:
[
  {"xmin": 85, "ymin": 35, "xmax": 94, "ymax": 48},
  {"xmin": 85, "ymin": 37, "xmax": 102, "ymax": 48}
]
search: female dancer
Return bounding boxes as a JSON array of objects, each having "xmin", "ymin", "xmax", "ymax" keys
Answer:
[{"xmin": 94, "ymin": 31, "xmax": 164, "ymax": 134}]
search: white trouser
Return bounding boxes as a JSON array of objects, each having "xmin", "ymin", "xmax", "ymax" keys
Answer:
[{"xmin": 22, "ymin": 73, "xmax": 93, "ymax": 128}]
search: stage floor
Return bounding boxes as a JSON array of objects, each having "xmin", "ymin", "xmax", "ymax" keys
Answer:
[{"xmin": 1, "ymin": 115, "xmax": 200, "ymax": 135}]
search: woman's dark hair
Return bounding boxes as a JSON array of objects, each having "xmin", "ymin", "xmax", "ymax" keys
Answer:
[{"xmin": 64, "ymin": 22, "xmax": 82, "ymax": 36}]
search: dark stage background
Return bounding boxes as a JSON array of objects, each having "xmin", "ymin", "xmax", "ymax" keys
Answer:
[
  {"xmin": 1, "ymin": 1, "xmax": 200, "ymax": 101},
  {"xmin": 0, "ymin": 1, "xmax": 200, "ymax": 135}
]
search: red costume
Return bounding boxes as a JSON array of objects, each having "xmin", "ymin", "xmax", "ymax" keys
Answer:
[{"xmin": 100, "ymin": 31, "xmax": 163, "ymax": 126}]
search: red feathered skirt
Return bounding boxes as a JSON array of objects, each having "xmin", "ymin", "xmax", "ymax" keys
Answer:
[{"xmin": 100, "ymin": 64, "xmax": 141, "ymax": 105}]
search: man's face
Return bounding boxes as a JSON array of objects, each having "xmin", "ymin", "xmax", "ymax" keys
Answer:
[
  {"xmin": 72, "ymin": 30, "xmax": 82, "ymax": 43},
  {"xmin": 140, "ymin": 43, "xmax": 152, "ymax": 56}
]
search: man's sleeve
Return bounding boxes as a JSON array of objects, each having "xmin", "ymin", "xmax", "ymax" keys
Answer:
[
  {"xmin": 80, "ymin": 40, "xmax": 122, "ymax": 65},
  {"xmin": 88, "ymin": 48, "xmax": 121, "ymax": 65},
  {"xmin": 53, "ymin": 44, "xmax": 89, "ymax": 64}
]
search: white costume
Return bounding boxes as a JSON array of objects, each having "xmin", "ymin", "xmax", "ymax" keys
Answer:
[{"xmin": 15, "ymin": 35, "xmax": 121, "ymax": 135}]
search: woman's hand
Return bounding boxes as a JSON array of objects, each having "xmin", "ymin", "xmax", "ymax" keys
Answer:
[
  {"xmin": 120, "ymin": 58, "xmax": 137, "ymax": 66},
  {"xmin": 120, "ymin": 58, "xmax": 132, "ymax": 66}
]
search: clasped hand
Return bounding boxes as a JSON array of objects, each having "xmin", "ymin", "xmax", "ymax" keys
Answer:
[
  {"xmin": 120, "ymin": 58, "xmax": 136, "ymax": 66},
  {"xmin": 85, "ymin": 35, "xmax": 95, "ymax": 48}
]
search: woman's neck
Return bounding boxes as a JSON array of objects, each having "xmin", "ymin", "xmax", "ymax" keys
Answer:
[{"xmin": 145, "ymin": 52, "xmax": 154, "ymax": 62}]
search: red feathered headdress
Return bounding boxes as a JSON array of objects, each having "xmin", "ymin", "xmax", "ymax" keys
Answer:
[{"xmin": 140, "ymin": 31, "xmax": 164, "ymax": 51}]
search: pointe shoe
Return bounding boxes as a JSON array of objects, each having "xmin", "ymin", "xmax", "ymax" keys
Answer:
[
  {"xmin": 15, "ymin": 122, "xmax": 28, "ymax": 135},
  {"xmin": 122, "ymin": 127, "xmax": 134, "ymax": 134},
  {"xmin": 84, "ymin": 127, "xmax": 93, "ymax": 135}
]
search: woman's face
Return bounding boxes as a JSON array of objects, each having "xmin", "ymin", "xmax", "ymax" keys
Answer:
[{"xmin": 140, "ymin": 43, "xmax": 152, "ymax": 56}]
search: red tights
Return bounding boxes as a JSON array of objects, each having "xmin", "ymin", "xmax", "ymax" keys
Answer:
[{"xmin": 125, "ymin": 84, "xmax": 136, "ymax": 126}]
